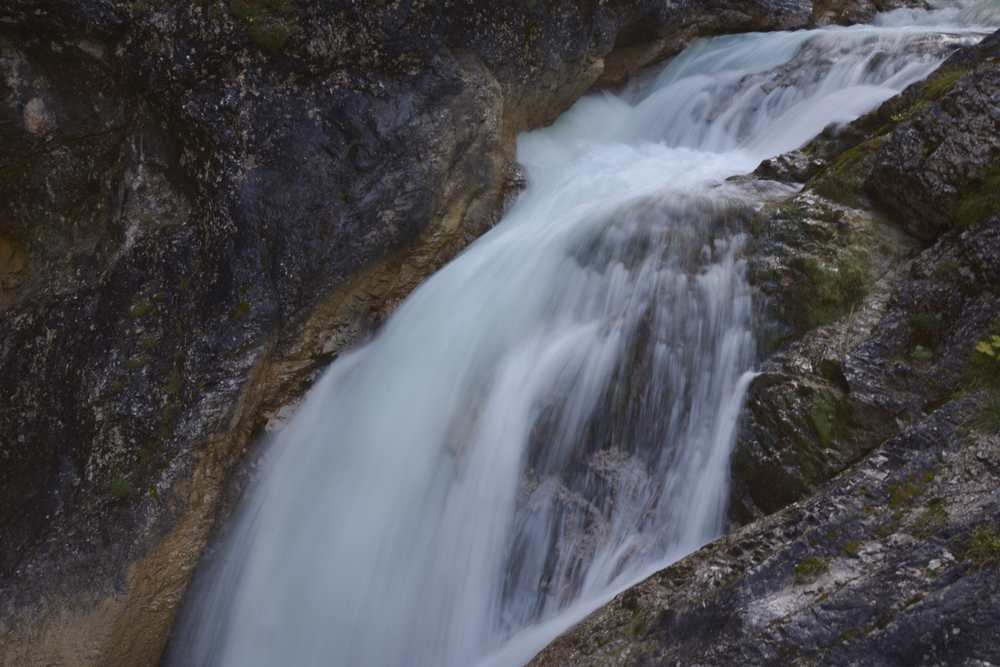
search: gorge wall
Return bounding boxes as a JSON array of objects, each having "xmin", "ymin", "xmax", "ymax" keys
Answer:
[{"xmin": 0, "ymin": 0, "xmax": 948, "ymax": 665}]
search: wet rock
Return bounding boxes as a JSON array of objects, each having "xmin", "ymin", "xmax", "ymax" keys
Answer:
[
  {"xmin": 0, "ymin": 1, "xmax": 820, "ymax": 665},
  {"xmin": 755, "ymin": 150, "xmax": 826, "ymax": 183},
  {"xmin": 813, "ymin": 0, "xmax": 929, "ymax": 26},
  {"xmin": 532, "ymin": 28, "xmax": 1000, "ymax": 665},
  {"xmin": 866, "ymin": 31, "xmax": 1000, "ymax": 239},
  {"xmin": 801, "ymin": 29, "xmax": 1000, "ymax": 240},
  {"xmin": 532, "ymin": 400, "xmax": 1000, "ymax": 666},
  {"xmin": 730, "ymin": 30, "xmax": 1000, "ymax": 522}
]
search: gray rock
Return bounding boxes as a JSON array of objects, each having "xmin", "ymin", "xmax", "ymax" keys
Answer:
[
  {"xmin": 0, "ymin": 1, "xmax": 823, "ymax": 665},
  {"xmin": 532, "ymin": 28, "xmax": 1000, "ymax": 666}
]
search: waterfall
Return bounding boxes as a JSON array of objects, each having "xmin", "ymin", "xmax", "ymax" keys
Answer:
[{"xmin": 170, "ymin": 6, "xmax": 994, "ymax": 667}]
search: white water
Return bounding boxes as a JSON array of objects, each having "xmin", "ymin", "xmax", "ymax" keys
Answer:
[{"xmin": 171, "ymin": 6, "xmax": 995, "ymax": 667}]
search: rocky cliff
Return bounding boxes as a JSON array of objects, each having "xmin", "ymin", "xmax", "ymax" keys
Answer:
[
  {"xmin": 0, "ymin": 1, "xmax": 865, "ymax": 665},
  {"xmin": 532, "ymin": 26, "xmax": 1000, "ymax": 667}
]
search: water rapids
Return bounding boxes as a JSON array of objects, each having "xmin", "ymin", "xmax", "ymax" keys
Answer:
[{"xmin": 170, "ymin": 4, "xmax": 996, "ymax": 666}]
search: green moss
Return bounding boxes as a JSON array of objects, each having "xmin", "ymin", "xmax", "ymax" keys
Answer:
[
  {"xmin": 956, "ymin": 164, "xmax": 1000, "ymax": 229},
  {"xmin": 872, "ymin": 612, "xmax": 894, "ymax": 631},
  {"xmin": 931, "ymin": 259, "xmax": 961, "ymax": 281},
  {"xmin": 921, "ymin": 67, "xmax": 969, "ymax": 101},
  {"xmin": 165, "ymin": 363, "xmax": 183, "ymax": 397},
  {"xmin": 230, "ymin": 0, "xmax": 298, "ymax": 54},
  {"xmin": 810, "ymin": 135, "xmax": 887, "ymax": 206},
  {"xmin": 629, "ymin": 615, "xmax": 648, "ymax": 638},
  {"xmin": 524, "ymin": 21, "xmax": 541, "ymax": 47},
  {"xmin": 911, "ymin": 498, "xmax": 948, "ymax": 539},
  {"xmin": 964, "ymin": 524, "xmax": 1000, "ymax": 567},
  {"xmin": 794, "ymin": 556, "xmax": 829, "ymax": 584},
  {"xmin": 875, "ymin": 512, "xmax": 903, "ymax": 539},
  {"xmin": 909, "ymin": 312, "xmax": 946, "ymax": 348},
  {"xmin": 249, "ymin": 20, "xmax": 295, "ymax": 53},
  {"xmin": 843, "ymin": 539, "xmax": 862, "ymax": 557},
  {"xmin": 230, "ymin": 0, "xmax": 293, "ymax": 20},
  {"xmin": 129, "ymin": 0, "xmax": 166, "ymax": 12},
  {"xmin": 839, "ymin": 628, "xmax": 862, "ymax": 644},
  {"xmin": 158, "ymin": 403, "xmax": 179, "ymax": 440},
  {"xmin": 972, "ymin": 394, "xmax": 1000, "ymax": 434},
  {"xmin": 888, "ymin": 477, "xmax": 925, "ymax": 509},
  {"xmin": 966, "ymin": 319, "xmax": 1000, "ymax": 390},
  {"xmin": 110, "ymin": 477, "xmax": 132, "ymax": 499},
  {"xmin": 832, "ymin": 140, "xmax": 877, "ymax": 173},
  {"xmin": 127, "ymin": 354, "xmax": 149, "ymax": 370},
  {"xmin": 789, "ymin": 250, "xmax": 869, "ymax": 329},
  {"xmin": 809, "ymin": 393, "xmax": 837, "ymax": 447},
  {"xmin": 139, "ymin": 334, "xmax": 159, "ymax": 352},
  {"xmin": 231, "ymin": 299, "xmax": 251, "ymax": 320},
  {"xmin": 129, "ymin": 299, "xmax": 154, "ymax": 319},
  {"xmin": 910, "ymin": 345, "xmax": 934, "ymax": 363},
  {"xmin": 886, "ymin": 99, "xmax": 931, "ymax": 128},
  {"xmin": 0, "ymin": 235, "xmax": 26, "ymax": 274}
]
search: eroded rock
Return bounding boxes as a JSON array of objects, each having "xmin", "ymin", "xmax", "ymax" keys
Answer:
[{"xmin": 0, "ymin": 1, "xmax": 822, "ymax": 664}]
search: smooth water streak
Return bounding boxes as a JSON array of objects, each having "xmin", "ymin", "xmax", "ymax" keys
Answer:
[{"xmin": 171, "ymin": 5, "xmax": 995, "ymax": 666}]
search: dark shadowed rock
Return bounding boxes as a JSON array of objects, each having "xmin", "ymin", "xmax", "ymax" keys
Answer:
[
  {"xmin": 532, "ymin": 398, "xmax": 1000, "ymax": 666},
  {"xmin": 866, "ymin": 31, "xmax": 1000, "ymax": 239},
  {"xmin": 813, "ymin": 0, "xmax": 929, "ymax": 26},
  {"xmin": 0, "ymin": 0, "xmax": 826, "ymax": 664},
  {"xmin": 802, "ymin": 29, "xmax": 1000, "ymax": 240}
]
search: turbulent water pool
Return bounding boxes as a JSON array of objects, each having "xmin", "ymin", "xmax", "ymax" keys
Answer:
[{"xmin": 169, "ymin": 3, "xmax": 997, "ymax": 666}]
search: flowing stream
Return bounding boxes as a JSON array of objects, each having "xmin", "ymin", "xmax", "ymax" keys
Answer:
[{"xmin": 171, "ymin": 4, "xmax": 997, "ymax": 666}]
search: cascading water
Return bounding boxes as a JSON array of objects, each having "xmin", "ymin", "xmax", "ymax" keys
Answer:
[{"xmin": 170, "ymin": 5, "xmax": 996, "ymax": 666}]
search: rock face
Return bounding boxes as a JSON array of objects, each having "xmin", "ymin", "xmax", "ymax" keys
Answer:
[
  {"xmin": 813, "ymin": 0, "xmax": 929, "ymax": 25},
  {"xmin": 532, "ymin": 400, "xmax": 1000, "ymax": 666},
  {"xmin": 0, "ymin": 1, "xmax": 834, "ymax": 665},
  {"xmin": 532, "ymin": 28, "xmax": 1000, "ymax": 666}
]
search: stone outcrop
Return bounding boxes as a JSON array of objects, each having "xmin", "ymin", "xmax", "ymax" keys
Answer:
[
  {"xmin": 532, "ymin": 27, "xmax": 1000, "ymax": 666},
  {"xmin": 532, "ymin": 396, "xmax": 1000, "ymax": 666},
  {"xmin": 0, "ymin": 1, "xmax": 830, "ymax": 665},
  {"xmin": 813, "ymin": 0, "xmax": 929, "ymax": 25}
]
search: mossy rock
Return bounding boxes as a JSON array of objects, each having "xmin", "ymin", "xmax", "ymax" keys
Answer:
[
  {"xmin": 732, "ymin": 378, "xmax": 859, "ymax": 519},
  {"xmin": 955, "ymin": 162, "xmax": 1000, "ymax": 230},
  {"xmin": 842, "ymin": 539, "xmax": 861, "ymax": 557},
  {"xmin": 808, "ymin": 392, "xmax": 838, "ymax": 447},
  {"xmin": 230, "ymin": 299, "xmax": 251, "ymax": 320},
  {"xmin": 129, "ymin": 298, "xmax": 155, "ymax": 319},
  {"xmin": 786, "ymin": 249, "xmax": 869, "ymax": 330},
  {"xmin": 809, "ymin": 135, "xmax": 887, "ymax": 207},
  {"xmin": 966, "ymin": 317, "xmax": 1000, "ymax": 390},
  {"xmin": 908, "ymin": 312, "xmax": 947, "ymax": 349},
  {"xmin": 0, "ymin": 236, "xmax": 26, "ymax": 274},
  {"xmin": 972, "ymin": 394, "xmax": 1000, "ymax": 434},
  {"xmin": 965, "ymin": 524, "xmax": 1000, "ymax": 567},
  {"xmin": 910, "ymin": 499, "xmax": 948, "ymax": 539},
  {"xmin": 920, "ymin": 66, "xmax": 970, "ymax": 102},
  {"xmin": 794, "ymin": 556, "xmax": 828, "ymax": 584},
  {"xmin": 887, "ymin": 475, "xmax": 926, "ymax": 509},
  {"xmin": 109, "ymin": 477, "xmax": 132, "ymax": 499},
  {"xmin": 230, "ymin": 0, "xmax": 298, "ymax": 54}
]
